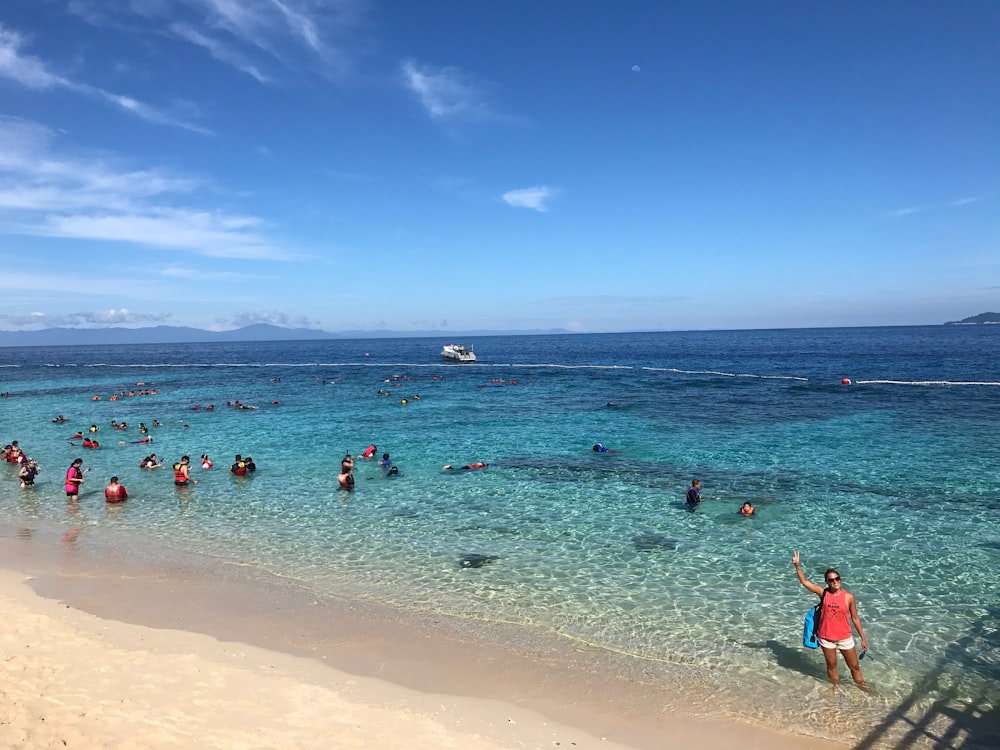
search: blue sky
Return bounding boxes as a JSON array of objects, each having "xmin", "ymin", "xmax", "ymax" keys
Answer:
[{"xmin": 0, "ymin": 1, "xmax": 997, "ymax": 333}]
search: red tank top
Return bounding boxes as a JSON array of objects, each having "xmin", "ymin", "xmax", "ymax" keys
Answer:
[{"xmin": 817, "ymin": 589, "xmax": 852, "ymax": 641}]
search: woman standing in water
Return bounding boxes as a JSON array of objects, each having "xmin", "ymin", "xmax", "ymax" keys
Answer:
[{"xmin": 792, "ymin": 550, "xmax": 870, "ymax": 692}]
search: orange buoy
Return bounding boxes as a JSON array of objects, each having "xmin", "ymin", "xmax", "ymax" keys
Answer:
[{"xmin": 841, "ymin": 378, "xmax": 851, "ymax": 385}]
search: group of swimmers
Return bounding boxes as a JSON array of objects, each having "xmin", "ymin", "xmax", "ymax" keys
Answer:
[
  {"xmin": 3, "ymin": 441, "xmax": 41, "ymax": 488},
  {"xmin": 91, "ymin": 387, "xmax": 158, "ymax": 401},
  {"xmin": 339, "ymin": 446, "xmax": 404, "ymax": 488},
  {"xmin": 686, "ymin": 478, "xmax": 756, "ymax": 515}
]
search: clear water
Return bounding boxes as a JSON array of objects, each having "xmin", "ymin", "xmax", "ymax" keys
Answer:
[{"xmin": 2, "ymin": 327, "xmax": 999, "ymax": 744}]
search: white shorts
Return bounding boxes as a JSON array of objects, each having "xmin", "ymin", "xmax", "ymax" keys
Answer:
[{"xmin": 818, "ymin": 636, "xmax": 855, "ymax": 651}]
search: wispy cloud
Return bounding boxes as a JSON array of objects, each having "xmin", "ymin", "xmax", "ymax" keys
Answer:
[
  {"xmin": 42, "ymin": 210, "xmax": 285, "ymax": 260},
  {"xmin": 71, "ymin": 0, "xmax": 361, "ymax": 81},
  {"xmin": 883, "ymin": 206, "xmax": 921, "ymax": 219},
  {"xmin": 502, "ymin": 186, "xmax": 557, "ymax": 212},
  {"xmin": 0, "ymin": 117, "xmax": 295, "ymax": 259},
  {"xmin": 168, "ymin": 22, "xmax": 269, "ymax": 83},
  {"xmin": 951, "ymin": 196, "xmax": 979, "ymax": 206},
  {"xmin": 0, "ymin": 23, "xmax": 212, "ymax": 134},
  {"xmin": 402, "ymin": 59, "xmax": 493, "ymax": 120},
  {"xmin": 535, "ymin": 294, "xmax": 688, "ymax": 306},
  {"xmin": 160, "ymin": 264, "xmax": 245, "ymax": 281}
]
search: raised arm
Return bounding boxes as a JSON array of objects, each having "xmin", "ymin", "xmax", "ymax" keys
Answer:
[{"xmin": 792, "ymin": 550, "xmax": 825, "ymax": 597}]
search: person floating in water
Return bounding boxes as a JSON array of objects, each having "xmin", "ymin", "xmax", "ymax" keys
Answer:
[
  {"xmin": 792, "ymin": 550, "xmax": 870, "ymax": 693},
  {"xmin": 740, "ymin": 502, "xmax": 755, "ymax": 516},
  {"xmin": 380, "ymin": 452, "xmax": 393, "ymax": 469},
  {"xmin": 592, "ymin": 443, "xmax": 621, "ymax": 454},
  {"xmin": 443, "ymin": 462, "xmax": 488, "ymax": 471}
]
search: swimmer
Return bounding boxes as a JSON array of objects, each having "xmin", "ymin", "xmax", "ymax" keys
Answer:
[
  {"xmin": 201, "ymin": 454, "xmax": 213, "ymax": 470},
  {"xmin": 592, "ymin": 443, "xmax": 620, "ymax": 454},
  {"xmin": 361, "ymin": 444, "xmax": 377, "ymax": 459},
  {"xmin": 341, "ymin": 453, "xmax": 354, "ymax": 473},
  {"xmin": 380, "ymin": 453, "xmax": 392, "ymax": 469},
  {"xmin": 443, "ymin": 462, "xmax": 489, "ymax": 471},
  {"xmin": 140, "ymin": 454, "xmax": 162, "ymax": 470},
  {"xmin": 740, "ymin": 502, "xmax": 755, "ymax": 516}
]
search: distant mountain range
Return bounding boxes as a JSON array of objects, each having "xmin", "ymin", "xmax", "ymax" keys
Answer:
[
  {"xmin": 0, "ymin": 323, "xmax": 570, "ymax": 347},
  {"xmin": 945, "ymin": 312, "xmax": 1000, "ymax": 325}
]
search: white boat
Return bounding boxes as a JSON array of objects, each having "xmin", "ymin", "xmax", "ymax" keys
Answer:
[{"xmin": 441, "ymin": 343, "xmax": 476, "ymax": 362}]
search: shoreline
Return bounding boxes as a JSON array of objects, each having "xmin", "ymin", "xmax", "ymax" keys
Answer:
[{"xmin": 0, "ymin": 526, "xmax": 844, "ymax": 750}]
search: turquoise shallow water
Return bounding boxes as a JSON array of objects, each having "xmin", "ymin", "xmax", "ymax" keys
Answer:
[{"xmin": 1, "ymin": 327, "xmax": 999, "ymax": 744}]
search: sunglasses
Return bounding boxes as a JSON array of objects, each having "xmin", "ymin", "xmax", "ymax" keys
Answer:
[{"xmin": 826, "ymin": 576, "xmax": 841, "ymax": 583}]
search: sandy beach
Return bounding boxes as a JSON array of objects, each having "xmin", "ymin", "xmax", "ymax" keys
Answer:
[
  {"xmin": 1, "ymin": 566, "xmax": 637, "ymax": 750},
  {"xmin": 0, "ymin": 530, "xmax": 848, "ymax": 750}
]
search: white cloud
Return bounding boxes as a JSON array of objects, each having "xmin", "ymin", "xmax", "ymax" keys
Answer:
[
  {"xmin": 402, "ymin": 59, "xmax": 491, "ymax": 120},
  {"xmin": 502, "ymin": 186, "xmax": 556, "ymax": 212},
  {"xmin": 0, "ymin": 26, "xmax": 65, "ymax": 88},
  {"xmin": 0, "ymin": 118, "xmax": 294, "ymax": 259},
  {"xmin": 229, "ymin": 309, "xmax": 316, "ymax": 327},
  {"xmin": 0, "ymin": 23, "xmax": 212, "ymax": 134},
  {"xmin": 0, "ymin": 308, "xmax": 171, "ymax": 328}
]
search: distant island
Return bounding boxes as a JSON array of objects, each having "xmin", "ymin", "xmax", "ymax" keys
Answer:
[
  {"xmin": 945, "ymin": 312, "xmax": 1000, "ymax": 325},
  {"xmin": 0, "ymin": 323, "xmax": 570, "ymax": 347}
]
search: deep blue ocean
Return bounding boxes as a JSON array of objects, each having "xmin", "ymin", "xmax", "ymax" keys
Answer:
[{"xmin": 2, "ymin": 326, "xmax": 998, "ymax": 744}]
